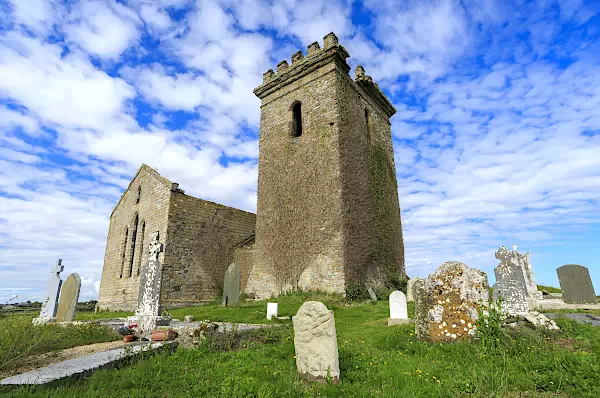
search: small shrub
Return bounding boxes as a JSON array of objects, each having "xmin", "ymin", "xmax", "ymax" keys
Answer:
[
  {"xmin": 475, "ymin": 299, "xmax": 508, "ymax": 355},
  {"xmin": 345, "ymin": 285, "xmax": 370, "ymax": 303}
]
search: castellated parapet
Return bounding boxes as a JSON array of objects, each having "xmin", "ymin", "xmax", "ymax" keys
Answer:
[{"xmin": 246, "ymin": 32, "xmax": 406, "ymax": 299}]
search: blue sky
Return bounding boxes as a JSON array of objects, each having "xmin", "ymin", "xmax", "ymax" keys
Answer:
[{"xmin": 0, "ymin": 0, "xmax": 599, "ymax": 303}]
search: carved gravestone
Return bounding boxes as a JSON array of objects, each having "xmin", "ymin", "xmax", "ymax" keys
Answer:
[
  {"xmin": 414, "ymin": 279, "xmax": 429, "ymax": 339},
  {"xmin": 557, "ymin": 264, "xmax": 597, "ymax": 304},
  {"xmin": 495, "ymin": 246, "xmax": 542, "ymax": 307},
  {"xmin": 388, "ymin": 291, "xmax": 410, "ymax": 326},
  {"xmin": 492, "ymin": 279, "xmax": 528, "ymax": 316},
  {"xmin": 56, "ymin": 273, "xmax": 81, "ymax": 322},
  {"xmin": 128, "ymin": 231, "xmax": 170, "ymax": 337},
  {"xmin": 406, "ymin": 277, "xmax": 422, "ymax": 302},
  {"xmin": 34, "ymin": 259, "xmax": 64, "ymax": 324},
  {"xmin": 292, "ymin": 301, "xmax": 340, "ymax": 383},
  {"xmin": 417, "ymin": 261, "xmax": 489, "ymax": 342},
  {"xmin": 222, "ymin": 263, "xmax": 241, "ymax": 307},
  {"xmin": 367, "ymin": 287, "xmax": 377, "ymax": 302}
]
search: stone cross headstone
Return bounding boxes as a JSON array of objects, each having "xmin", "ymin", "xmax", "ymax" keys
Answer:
[
  {"xmin": 222, "ymin": 263, "xmax": 241, "ymax": 307},
  {"xmin": 267, "ymin": 302, "xmax": 278, "ymax": 320},
  {"xmin": 56, "ymin": 273, "xmax": 81, "ymax": 322},
  {"xmin": 34, "ymin": 259, "xmax": 64, "ymax": 324},
  {"xmin": 128, "ymin": 231, "xmax": 170, "ymax": 337},
  {"xmin": 416, "ymin": 261, "xmax": 489, "ymax": 342},
  {"xmin": 557, "ymin": 264, "xmax": 597, "ymax": 304},
  {"xmin": 406, "ymin": 277, "xmax": 422, "ymax": 302},
  {"xmin": 492, "ymin": 279, "xmax": 528, "ymax": 316},
  {"xmin": 414, "ymin": 279, "xmax": 429, "ymax": 339},
  {"xmin": 292, "ymin": 301, "xmax": 340, "ymax": 383},
  {"xmin": 495, "ymin": 245, "xmax": 542, "ymax": 309},
  {"xmin": 367, "ymin": 287, "xmax": 377, "ymax": 302},
  {"xmin": 388, "ymin": 291, "xmax": 410, "ymax": 326}
]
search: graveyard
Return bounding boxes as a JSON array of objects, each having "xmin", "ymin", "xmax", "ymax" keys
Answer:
[{"xmin": 1, "ymin": 281, "xmax": 600, "ymax": 396}]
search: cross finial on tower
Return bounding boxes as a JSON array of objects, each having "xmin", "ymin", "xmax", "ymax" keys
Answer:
[{"xmin": 512, "ymin": 245, "xmax": 518, "ymax": 251}]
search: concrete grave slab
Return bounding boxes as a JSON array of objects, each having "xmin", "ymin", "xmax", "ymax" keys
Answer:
[{"xmin": 0, "ymin": 341, "xmax": 175, "ymax": 385}]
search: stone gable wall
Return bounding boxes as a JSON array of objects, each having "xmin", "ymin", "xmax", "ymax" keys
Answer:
[
  {"xmin": 161, "ymin": 192, "xmax": 256, "ymax": 307},
  {"xmin": 97, "ymin": 166, "xmax": 171, "ymax": 311}
]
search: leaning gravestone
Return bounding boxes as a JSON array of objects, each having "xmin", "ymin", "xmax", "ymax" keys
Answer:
[
  {"xmin": 56, "ymin": 273, "xmax": 81, "ymax": 322},
  {"xmin": 388, "ymin": 291, "xmax": 410, "ymax": 326},
  {"xmin": 495, "ymin": 245, "xmax": 542, "ymax": 307},
  {"xmin": 128, "ymin": 231, "xmax": 170, "ymax": 338},
  {"xmin": 492, "ymin": 279, "xmax": 528, "ymax": 316},
  {"xmin": 557, "ymin": 264, "xmax": 597, "ymax": 304},
  {"xmin": 292, "ymin": 301, "xmax": 340, "ymax": 383},
  {"xmin": 406, "ymin": 277, "xmax": 422, "ymax": 302},
  {"xmin": 367, "ymin": 287, "xmax": 377, "ymax": 302},
  {"xmin": 33, "ymin": 259, "xmax": 64, "ymax": 325},
  {"xmin": 416, "ymin": 261, "xmax": 489, "ymax": 342},
  {"xmin": 222, "ymin": 263, "xmax": 241, "ymax": 307}
]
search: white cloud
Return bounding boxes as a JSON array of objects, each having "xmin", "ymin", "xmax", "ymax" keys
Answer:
[{"xmin": 64, "ymin": 0, "xmax": 141, "ymax": 59}]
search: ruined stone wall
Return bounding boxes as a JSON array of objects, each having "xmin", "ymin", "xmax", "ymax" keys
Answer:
[
  {"xmin": 161, "ymin": 193, "xmax": 256, "ymax": 307},
  {"xmin": 97, "ymin": 165, "xmax": 172, "ymax": 311},
  {"xmin": 249, "ymin": 43, "xmax": 347, "ymax": 299}
]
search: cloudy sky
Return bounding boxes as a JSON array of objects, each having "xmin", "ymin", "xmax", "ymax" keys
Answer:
[{"xmin": 0, "ymin": 0, "xmax": 599, "ymax": 303}]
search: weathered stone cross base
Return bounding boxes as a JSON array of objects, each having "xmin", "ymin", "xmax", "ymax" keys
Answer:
[{"xmin": 387, "ymin": 318, "xmax": 414, "ymax": 326}]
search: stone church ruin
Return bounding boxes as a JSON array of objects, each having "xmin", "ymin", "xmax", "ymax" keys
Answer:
[{"xmin": 97, "ymin": 33, "xmax": 406, "ymax": 311}]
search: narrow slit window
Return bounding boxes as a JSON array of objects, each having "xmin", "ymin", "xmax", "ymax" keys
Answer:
[
  {"xmin": 136, "ymin": 221, "xmax": 145, "ymax": 276},
  {"xmin": 365, "ymin": 108, "xmax": 373, "ymax": 140},
  {"xmin": 128, "ymin": 214, "xmax": 138, "ymax": 277},
  {"xmin": 136, "ymin": 186, "xmax": 141, "ymax": 204},
  {"xmin": 120, "ymin": 228, "xmax": 129, "ymax": 278},
  {"xmin": 291, "ymin": 102, "xmax": 302, "ymax": 137}
]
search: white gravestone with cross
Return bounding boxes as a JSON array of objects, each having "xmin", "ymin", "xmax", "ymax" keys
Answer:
[
  {"xmin": 34, "ymin": 259, "xmax": 64, "ymax": 325},
  {"xmin": 128, "ymin": 231, "xmax": 171, "ymax": 338}
]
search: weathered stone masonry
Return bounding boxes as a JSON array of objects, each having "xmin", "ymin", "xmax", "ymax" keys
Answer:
[
  {"xmin": 246, "ymin": 32, "xmax": 405, "ymax": 298},
  {"xmin": 97, "ymin": 165, "xmax": 255, "ymax": 311}
]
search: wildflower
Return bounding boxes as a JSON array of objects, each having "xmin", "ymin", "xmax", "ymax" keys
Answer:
[
  {"xmin": 436, "ymin": 380, "xmax": 441, "ymax": 383},
  {"xmin": 293, "ymin": 356, "xmax": 296, "ymax": 358},
  {"xmin": 273, "ymin": 372, "xmax": 277, "ymax": 375},
  {"xmin": 416, "ymin": 369, "xmax": 422, "ymax": 373},
  {"xmin": 355, "ymin": 365, "xmax": 359, "ymax": 368}
]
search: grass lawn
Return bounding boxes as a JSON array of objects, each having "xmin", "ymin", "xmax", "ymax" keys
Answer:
[{"xmin": 2, "ymin": 292, "xmax": 600, "ymax": 397}]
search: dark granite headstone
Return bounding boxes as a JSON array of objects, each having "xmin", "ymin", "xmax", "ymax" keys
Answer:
[
  {"xmin": 557, "ymin": 264, "xmax": 597, "ymax": 304},
  {"xmin": 222, "ymin": 263, "xmax": 241, "ymax": 307}
]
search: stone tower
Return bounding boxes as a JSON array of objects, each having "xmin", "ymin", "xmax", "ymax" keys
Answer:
[{"xmin": 246, "ymin": 33, "xmax": 405, "ymax": 298}]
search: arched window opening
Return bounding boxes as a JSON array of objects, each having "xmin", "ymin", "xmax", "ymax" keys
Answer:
[
  {"xmin": 291, "ymin": 102, "xmax": 302, "ymax": 138},
  {"xmin": 128, "ymin": 214, "xmax": 138, "ymax": 277},
  {"xmin": 365, "ymin": 108, "xmax": 373, "ymax": 141},
  {"xmin": 136, "ymin": 221, "xmax": 146, "ymax": 276},
  {"xmin": 120, "ymin": 228, "xmax": 129, "ymax": 278},
  {"xmin": 135, "ymin": 186, "xmax": 141, "ymax": 204}
]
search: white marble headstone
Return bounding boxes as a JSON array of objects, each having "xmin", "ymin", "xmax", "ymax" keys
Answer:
[
  {"xmin": 267, "ymin": 302, "xmax": 278, "ymax": 320},
  {"xmin": 34, "ymin": 259, "xmax": 64, "ymax": 324},
  {"xmin": 389, "ymin": 291, "xmax": 408, "ymax": 319}
]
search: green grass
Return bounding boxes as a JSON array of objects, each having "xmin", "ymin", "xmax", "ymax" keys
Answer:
[
  {"xmin": 537, "ymin": 285, "xmax": 562, "ymax": 293},
  {"xmin": 0, "ymin": 314, "xmax": 119, "ymax": 375},
  {"xmin": 2, "ymin": 295, "xmax": 600, "ymax": 397}
]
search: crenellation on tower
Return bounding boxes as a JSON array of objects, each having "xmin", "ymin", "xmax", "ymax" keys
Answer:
[
  {"xmin": 354, "ymin": 65, "xmax": 396, "ymax": 119},
  {"xmin": 291, "ymin": 50, "xmax": 304, "ymax": 64}
]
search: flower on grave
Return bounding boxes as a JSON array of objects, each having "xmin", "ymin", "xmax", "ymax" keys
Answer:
[{"xmin": 118, "ymin": 325, "xmax": 135, "ymax": 336}]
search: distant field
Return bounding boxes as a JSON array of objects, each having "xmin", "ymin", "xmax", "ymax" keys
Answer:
[{"xmin": 537, "ymin": 285, "xmax": 562, "ymax": 293}]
